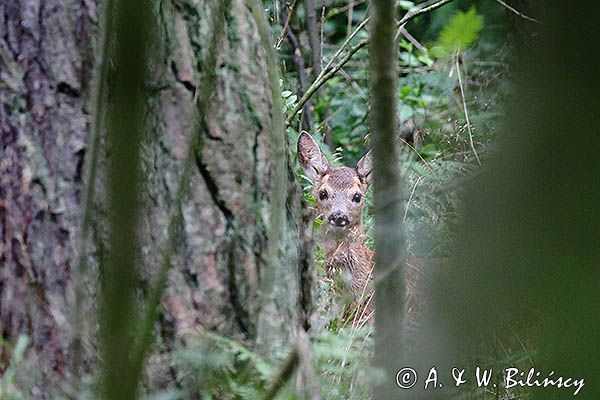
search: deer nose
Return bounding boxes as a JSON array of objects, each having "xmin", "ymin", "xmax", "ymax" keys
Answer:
[{"xmin": 328, "ymin": 212, "xmax": 349, "ymax": 227}]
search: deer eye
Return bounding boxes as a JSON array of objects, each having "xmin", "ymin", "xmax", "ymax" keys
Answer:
[
  {"xmin": 352, "ymin": 193, "xmax": 362, "ymax": 203},
  {"xmin": 318, "ymin": 189, "xmax": 329, "ymax": 201}
]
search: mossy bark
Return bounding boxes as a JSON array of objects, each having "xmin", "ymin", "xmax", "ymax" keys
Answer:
[
  {"xmin": 0, "ymin": 0, "xmax": 309, "ymax": 396},
  {"xmin": 0, "ymin": 0, "xmax": 95, "ymax": 396}
]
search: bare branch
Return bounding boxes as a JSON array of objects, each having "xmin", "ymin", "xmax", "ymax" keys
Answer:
[
  {"xmin": 276, "ymin": 0, "xmax": 302, "ymax": 47},
  {"xmin": 322, "ymin": 16, "xmax": 370, "ymax": 76},
  {"xmin": 400, "ymin": 27, "xmax": 424, "ymax": 52},
  {"xmin": 286, "ymin": 0, "xmax": 457, "ymax": 123},
  {"xmin": 494, "ymin": 0, "xmax": 541, "ymax": 24},
  {"xmin": 287, "ymin": 39, "xmax": 368, "ymax": 123},
  {"xmin": 398, "ymin": 0, "xmax": 454, "ymax": 26}
]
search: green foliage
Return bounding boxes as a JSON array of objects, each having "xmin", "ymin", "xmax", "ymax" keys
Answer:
[
  {"xmin": 314, "ymin": 328, "xmax": 381, "ymax": 400},
  {"xmin": 283, "ymin": 1, "xmax": 522, "ymax": 398},
  {"xmin": 53, "ymin": 1, "xmax": 518, "ymax": 399},
  {"xmin": 281, "ymin": 88, "xmax": 298, "ymax": 114},
  {"xmin": 431, "ymin": 6, "xmax": 484, "ymax": 57},
  {"xmin": 168, "ymin": 327, "xmax": 379, "ymax": 400},
  {"xmin": 174, "ymin": 331, "xmax": 276, "ymax": 399},
  {"xmin": 402, "ymin": 157, "xmax": 471, "ymax": 256}
]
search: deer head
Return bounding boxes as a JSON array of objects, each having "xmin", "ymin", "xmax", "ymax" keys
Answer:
[{"xmin": 297, "ymin": 132, "xmax": 372, "ymax": 235}]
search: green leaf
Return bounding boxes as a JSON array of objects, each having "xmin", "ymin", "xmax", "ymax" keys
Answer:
[
  {"xmin": 419, "ymin": 143, "xmax": 442, "ymax": 159},
  {"xmin": 432, "ymin": 6, "xmax": 483, "ymax": 58},
  {"xmin": 417, "ymin": 52, "xmax": 434, "ymax": 66}
]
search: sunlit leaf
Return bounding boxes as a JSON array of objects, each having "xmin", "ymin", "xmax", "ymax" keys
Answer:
[{"xmin": 432, "ymin": 6, "xmax": 483, "ymax": 57}]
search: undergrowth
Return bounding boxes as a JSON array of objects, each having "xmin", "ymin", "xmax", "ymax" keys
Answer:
[{"xmin": 2, "ymin": 3, "xmax": 532, "ymax": 400}]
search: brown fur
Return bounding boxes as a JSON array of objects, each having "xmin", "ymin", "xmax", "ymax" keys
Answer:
[
  {"xmin": 297, "ymin": 132, "xmax": 445, "ymax": 327},
  {"xmin": 298, "ymin": 133, "xmax": 374, "ymax": 325}
]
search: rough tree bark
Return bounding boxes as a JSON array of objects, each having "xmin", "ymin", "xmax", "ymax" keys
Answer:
[
  {"xmin": 0, "ymin": 0, "xmax": 95, "ymax": 395},
  {"xmin": 0, "ymin": 0, "xmax": 308, "ymax": 396}
]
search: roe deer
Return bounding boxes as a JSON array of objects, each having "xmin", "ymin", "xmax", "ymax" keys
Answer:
[
  {"xmin": 297, "ymin": 132, "xmax": 375, "ymax": 324},
  {"xmin": 297, "ymin": 132, "xmax": 440, "ymax": 327}
]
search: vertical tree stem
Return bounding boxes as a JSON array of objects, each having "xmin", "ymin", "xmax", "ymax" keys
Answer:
[
  {"xmin": 72, "ymin": 0, "xmax": 114, "ymax": 378},
  {"xmin": 370, "ymin": 0, "xmax": 406, "ymax": 397},
  {"xmin": 99, "ymin": 0, "xmax": 150, "ymax": 398},
  {"xmin": 128, "ymin": 0, "xmax": 230, "ymax": 380},
  {"xmin": 247, "ymin": 0, "xmax": 287, "ymax": 349}
]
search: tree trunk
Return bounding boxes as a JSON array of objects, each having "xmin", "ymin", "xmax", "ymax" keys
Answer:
[
  {"xmin": 0, "ymin": 0, "xmax": 95, "ymax": 395},
  {"xmin": 0, "ymin": 0, "xmax": 308, "ymax": 396},
  {"xmin": 369, "ymin": 0, "xmax": 407, "ymax": 398}
]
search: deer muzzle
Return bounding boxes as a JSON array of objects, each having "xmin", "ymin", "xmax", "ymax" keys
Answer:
[{"xmin": 328, "ymin": 212, "xmax": 349, "ymax": 227}]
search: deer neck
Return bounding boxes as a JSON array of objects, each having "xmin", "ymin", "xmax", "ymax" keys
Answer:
[
  {"xmin": 321, "ymin": 221, "xmax": 373, "ymax": 300},
  {"xmin": 321, "ymin": 222, "xmax": 368, "ymax": 262}
]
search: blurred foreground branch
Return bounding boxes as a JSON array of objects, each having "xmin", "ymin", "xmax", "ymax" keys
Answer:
[
  {"xmin": 369, "ymin": 0, "xmax": 406, "ymax": 399},
  {"xmin": 247, "ymin": 0, "xmax": 288, "ymax": 349},
  {"xmin": 72, "ymin": 0, "xmax": 114, "ymax": 377},
  {"xmin": 129, "ymin": 0, "xmax": 230, "ymax": 380},
  {"xmin": 99, "ymin": 0, "xmax": 151, "ymax": 397}
]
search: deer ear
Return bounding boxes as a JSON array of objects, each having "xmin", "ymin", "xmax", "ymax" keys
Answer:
[
  {"xmin": 297, "ymin": 131, "xmax": 329, "ymax": 182},
  {"xmin": 356, "ymin": 150, "xmax": 372, "ymax": 185}
]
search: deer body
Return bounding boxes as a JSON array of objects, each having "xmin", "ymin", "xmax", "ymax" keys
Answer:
[
  {"xmin": 321, "ymin": 213, "xmax": 373, "ymax": 303},
  {"xmin": 297, "ymin": 133, "xmax": 376, "ymax": 320},
  {"xmin": 298, "ymin": 132, "xmax": 443, "ymax": 326}
]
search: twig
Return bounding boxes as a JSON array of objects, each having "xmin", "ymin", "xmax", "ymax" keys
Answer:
[
  {"xmin": 287, "ymin": 38, "xmax": 368, "ymax": 122},
  {"xmin": 286, "ymin": 0, "xmax": 457, "ymax": 123},
  {"xmin": 321, "ymin": 17, "xmax": 370, "ymax": 83},
  {"xmin": 397, "ymin": 0, "xmax": 455, "ymax": 26},
  {"xmin": 279, "ymin": 0, "xmax": 312, "ymax": 128},
  {"xmin": 455, "ymin": 51, "xmax": 481, "ymax": 165},
  {"xmin": 393, "ymin": 0, "xmax": 455, "ymax": 41},
  {"xmin": 399, "ymin": 27, "xmax": 424, "ymax": 52},
  {"xmin": 276, "ymin": 0, "xmax": 301, "ymax": 47},
  {"xmin": 403, "ymin": 175, "xmax": 423, "ymax": 222},
  {"xmin": 326, "ymin": 0, "xmax": 367, "ymax": 18},
  {"xmin": 494, "ymin": 0, "xmax": 541, "ymax": 24}
]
